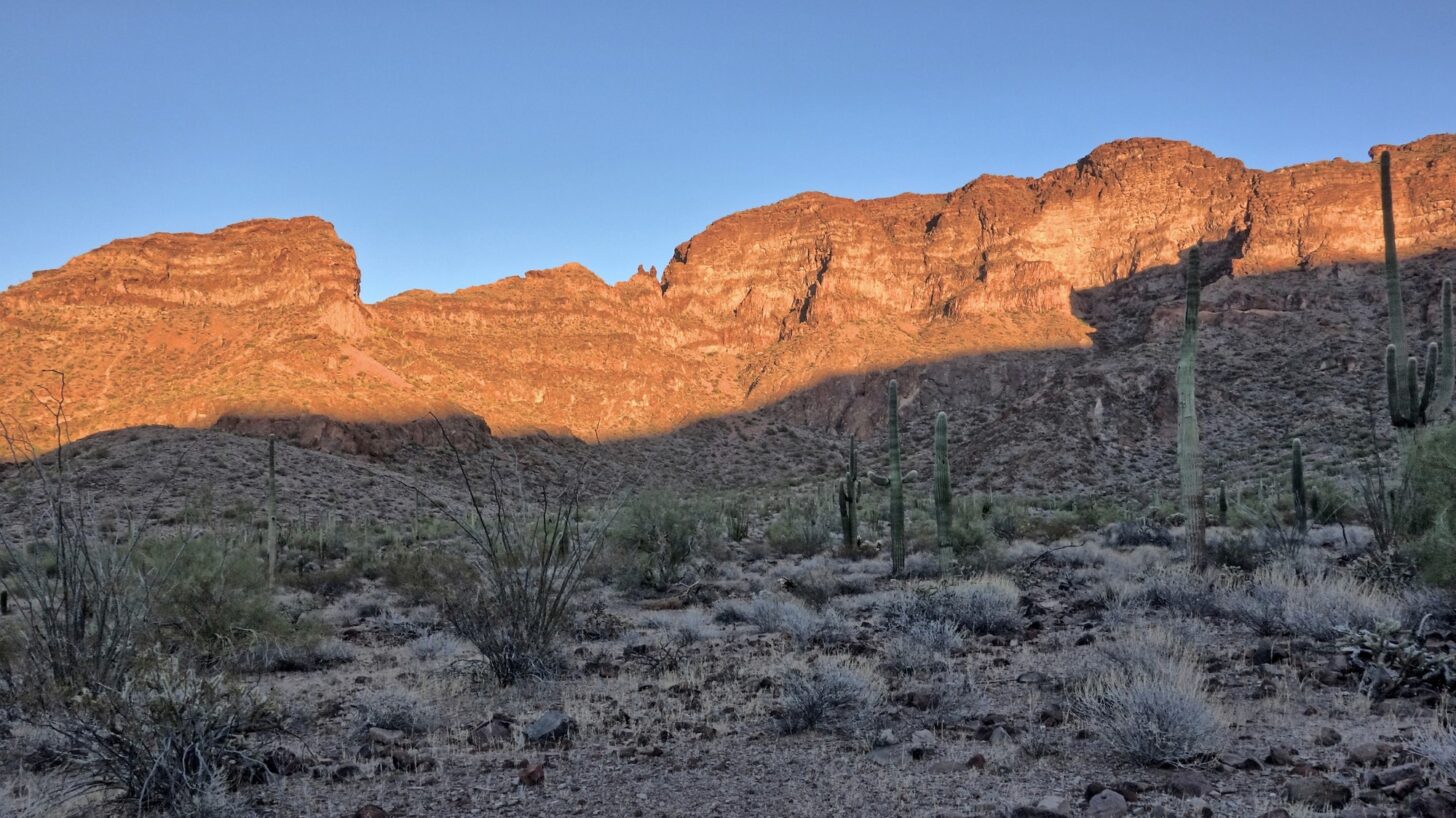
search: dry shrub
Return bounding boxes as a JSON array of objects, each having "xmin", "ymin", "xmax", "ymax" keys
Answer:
[
  {"xmin": 775, "ymin": 659, "xmax": 883, "ymax": 736},
  {"xmin": 1077, "ymin": 630, "xmax": 1224, "ymax": 765}
]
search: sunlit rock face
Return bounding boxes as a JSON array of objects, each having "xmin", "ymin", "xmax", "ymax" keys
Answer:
[{"xmin": 3, "ymin": 136, "xmax": 1454, "ymax": 451}]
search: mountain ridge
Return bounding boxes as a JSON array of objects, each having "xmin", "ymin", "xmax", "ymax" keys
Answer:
[{"xmin": 3, "ymin": 135, "xmax": 1455, "ymax": 453}]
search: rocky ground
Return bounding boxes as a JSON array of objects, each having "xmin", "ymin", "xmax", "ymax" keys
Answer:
[{"xmin": 5, "ymin": 512, "xmax": 1456, "ymax": 818}]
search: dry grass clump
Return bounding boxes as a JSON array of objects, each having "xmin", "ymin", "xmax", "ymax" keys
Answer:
[
  {"xmin": 726, "ymin": 594, "xmax": 853, "ymax": 645},
  {"xmin": 882, "ymin": 620, "xmax": 964, "ymax": 674},
  {"xmin": 408, "ymin": 631, "xmax": 469, "ymax": 662},
  {"xmin": 883, "ymin": 575, "xmax": 1025, "ymax": 635},
  {"xmin": 1416, "ymin": 722, "xmax": 1456, "ymax": 783},
  {"xmin": 1221, "ymin": 564, "xmax": 1407, "ymax": 640},
  {"xmin": 352, "ymin": 689, "xmax": 444, "ymax": 737},
  {"xmin": 775, "ymin": 659, "xmax": 883, "ymax": 736},
  {"xmin": 49, "ymin": 661, "xmax": 277, "ymax": 817},
  {"xmin": 1076, "ymin": 629, "xmax": 1224, "ymax": 765}
]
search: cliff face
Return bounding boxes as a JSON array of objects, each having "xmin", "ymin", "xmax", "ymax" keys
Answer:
[{"xmin": 3, "ymin": 136, "xmax": 1455, "ymax": 454}]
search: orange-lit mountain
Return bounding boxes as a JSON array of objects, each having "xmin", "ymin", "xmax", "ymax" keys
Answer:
[{"xmin": 3, "ymin": 136, "xmax": 1455, "ymax": 453}]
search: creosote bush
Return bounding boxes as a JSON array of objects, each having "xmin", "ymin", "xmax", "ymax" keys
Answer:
[{"xmin": 606, "ymin": 490, "xmax": 703, "ymax": 592}]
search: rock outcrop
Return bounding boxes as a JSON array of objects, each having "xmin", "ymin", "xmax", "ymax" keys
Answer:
[{"xmin": 3, "ymin": 135, "xmax": 1455, "ymax": 462}]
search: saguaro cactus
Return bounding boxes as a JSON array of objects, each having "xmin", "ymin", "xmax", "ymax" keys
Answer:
[
  {"xmin": 933, "ymin": 411, "xmax": 952, "ymax": 571},
  {"xmin": 1380, "ymin": 150, "xmax": 1454, "ymax": 431},
  {"xmin": 1178, "ymin": 245, "xmax": 1207, "ymax": 569},
  {"xmin": 887, "ymin": 380, "xmax": 906, "ymax": 576},
  {"xmin": 1291, "ymin": 438, "xmax": 1308, "ymax": 535},
  {"xmin": 837, "ymin": 435, "xmax": 862, "ymax": 552}
]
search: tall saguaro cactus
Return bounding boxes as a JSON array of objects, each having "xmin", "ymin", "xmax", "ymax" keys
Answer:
[
  {"xmin": 1381, "ymin": 150, "xmax": 1455, "ymax": 431},
  {"xmin": 887, "ymin": 380, "xmax": 906, "ymax": 576},
  {"xmin": 1178, "ymin": 245, "xmax": 1207, "ymax": 570},
  {"xmin": 933, "ymin": 411, "xmax": 952, "ymax": 571},
  {"xmin": 837, "ymin": 435, "xmax": 862, "ymax": 552},
  {"xmin": 1291, "ymin": 438, "xmax": 1308, "ymax": 535}
]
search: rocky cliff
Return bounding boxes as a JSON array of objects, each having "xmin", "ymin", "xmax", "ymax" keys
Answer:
[{"xmin": 3, "ymin": 136, "xmax": 1454, "ymax": 469}]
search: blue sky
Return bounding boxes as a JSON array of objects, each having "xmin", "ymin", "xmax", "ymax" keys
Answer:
[{"xmin": 2, "ymin": 2, "xmax": 1453, "ymax": 302}]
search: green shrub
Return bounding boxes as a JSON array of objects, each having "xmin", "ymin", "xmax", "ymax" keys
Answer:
[
  {"xmin": 143, "ymin": 533, "xmax": 299, "ymax": 663},
  {"xmin": 766, "ymin": 494, "xmax": 833, "ymax": 557},
  {"xmin": 607, "ymin": 491, "xmax": 703, "ymax": 591}
]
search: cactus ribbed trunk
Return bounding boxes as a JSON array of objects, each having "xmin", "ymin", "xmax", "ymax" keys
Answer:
[
  {"xmin": 933, "ymin": 411, "xmax": 952, "ymax": 572},
  {"xmin": 1292, "ymin": 438, "xmax": 1307, "ymax": 535},
  {"xmin": 1178, "ymin": 246, "xmax": 1206, "ymax": 570},
  {"xmin": 1382, "ymin": 151, "xmax": 1408, "ymax": 417},
  {"xmin": 888, "ymin": 380, "xmax": 905, "ymax": 576},
  {"xmin": 1436, "ymin": 279, "xmax": 1455, "ymax": 419},
  {"xmin": 266, "ymin": 436, "xmax": 278, "ymax": 586}
]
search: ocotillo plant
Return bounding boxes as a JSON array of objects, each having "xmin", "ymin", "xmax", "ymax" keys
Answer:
[
  {"xmin": 887, "ymin": 380, "xmax": 906, "ymax": 575},
  {"xmin": 837, "ymin": 434, "xmax": 862, "ymax": 552},
  {"xmin": 1177, "ymin": 245, "xmax": 1207, "ymax": 569},
  {"xmin": 1380, "ymin": 150, "xmax": 1455, "ymax": 431},
  {"xmin": 933, "ymin": 411, "xmax": 952, "ymax": 571},
  {"xmin": 1291, "ymin": 438, "xmax": 1308, "ymax": 534}
]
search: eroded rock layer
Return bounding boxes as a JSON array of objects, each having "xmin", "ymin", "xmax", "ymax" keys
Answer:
[{"xmin": 3, "ymin": 136, "xmax": 1455, "ymax": 457}]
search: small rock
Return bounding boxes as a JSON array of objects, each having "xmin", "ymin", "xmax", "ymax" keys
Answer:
[
  {"xmin": 1086, "ymin": 788, "xmax": 1128, "ymax": 818},
  {"xmin": 1266, "ymin": 745, "xmax": 1300, "ymax": 766},
  {"xmin": 1166, "ymin": 769, "xmax": 1211, "ymax": 798},
  {"xmin": 1315, "ymin": 727, "xmax": 1343, "ymax": 747},
  {"xmin": 331, "ymin": 764, "xmax": 365, "ymax": 783},
  {"xmin": 909, "ymin": 729, "xmax": 939, "ymax": 760},
  {"xmin": 1347, "ymin": 741, "xmax": 1394, "ymax": 766},
  {"xmin": 525, "ymin": 710, "xmax": 576, "ymax": 745},
  {"xmin": 469, "ymin": 714, "xmax": 515, "ymax": 748},
  {"xmin": 1284, "ymin": 776, "xmax": 1352, "ymax": 809}
]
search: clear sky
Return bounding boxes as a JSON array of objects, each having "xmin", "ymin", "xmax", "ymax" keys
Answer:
[{"xmin": 2, "ymin": 2, "xmax": 1453, "ymax": 302}]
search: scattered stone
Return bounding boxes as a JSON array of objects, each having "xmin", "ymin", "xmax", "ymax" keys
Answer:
[
  {"xmin": 519, "ymin": 762, "xmax": 546, "ymax": 787},
  {"xmin": 908, "ymin": 729, "xmax": 938, "ymax": 760},
  {"xmin": 330, "ymin": 764, "xmax": 365, "ymax": 783},
  {"xmin": 264, "ymin": 746, "xmax": 306, "ymax": 776},
  {"xmin": 1284, "ymin": 776, "xmax": 1352, "ymax": 809},
  {"xmin": 1266, "ymin": 745, "xmax": 1300, "ymax": 766},
  {"xmin": 1086, "ymin": 788, "xmax": 1128, "ymax": 818},
  {"xmin": 1347, "ymin": 740, "xmax": 1394, "ymax": 766},
  {"xmin": 1412, "ymin": 790, "xmax": 1456, "ymax": 818},
  {"xmin": 1166, "ymin": 769, "xmax": 1211, "ymax": 798},
  {"xmin": 469, "ymin": 713, "xmax": 515, "ymax": 748},
  {"xmin": 525, "ymin": 710, "xmax": 576, "ymax": 745}
]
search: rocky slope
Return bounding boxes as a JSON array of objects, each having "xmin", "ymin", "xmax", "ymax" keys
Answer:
[{"xmin": 2, "ymin": 136, "xmax": 1455, "ymax": 490}]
